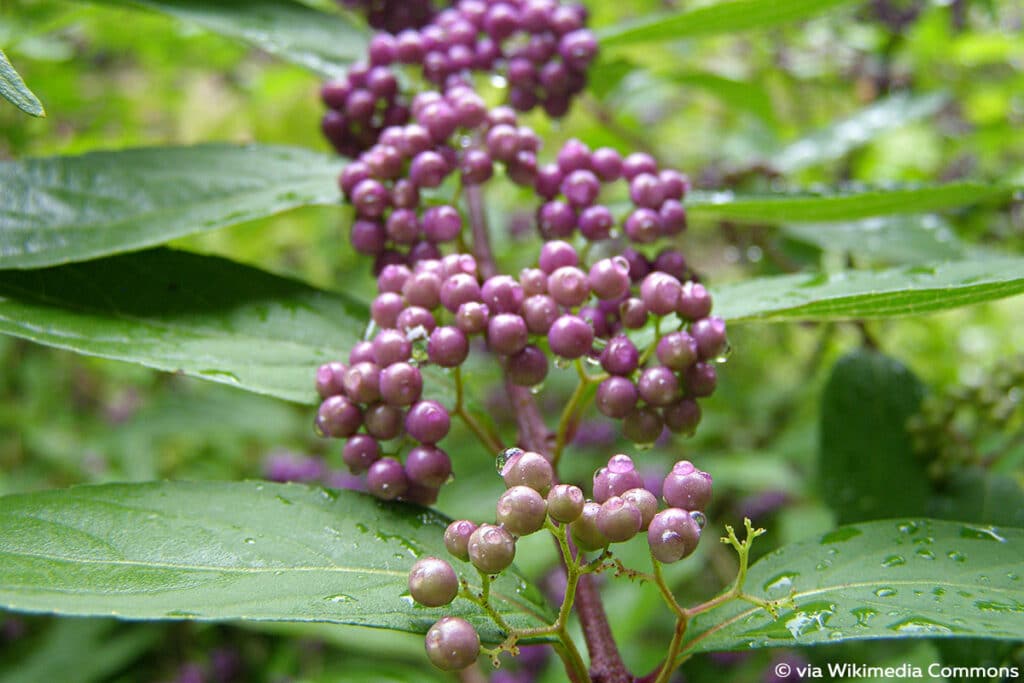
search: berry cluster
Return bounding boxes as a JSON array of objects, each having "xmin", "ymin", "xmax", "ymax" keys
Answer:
[
  {"xmin": 404, "ymin": 450, "xmax": 713, "ymax": 671},
  {"xmin": 340, "ymin": 0, "xmax": 441, "ymax": 33},
  {"xmin": 321, "ymin": 0, "xmax": 597, "ymax": 156}
]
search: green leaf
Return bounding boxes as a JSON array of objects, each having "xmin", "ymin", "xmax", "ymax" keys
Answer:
[
  {"xmin": 772, "ymin": 93, "xmax": 948, "ymax": 173},
  {"xmin": 820, "ymin": 351, "xmax": 930, "ymax": 525},
  {"xmin": 713, "ymin": 258, "xmax": 1024, "ymax": 322},
  {"xmin": 0, "ymin": 481, "xmax": 554, "ymax": 642},
  {"xmin": 89, "ymin": 0, "xmax": 367, "ymax": 78},
  {"xmin": 672, "ymin": 71, "xmax": 776, "ymax": 124},
  {"xmin": 686, "ymin": 183, "xmax": 1016, "ymax": 223},
  {"xmin": 929, "ymin": 468, "xmax": 1024, "ymax": 528},
  {"xmin": 0, "ymin": 49, "xmax": 45, "ymax": 117},
  {"xmin": 598, "ymin": 0, "xmax": 857, "ymax": 48},
  {"xmin": 0, "ymin": 249, "xmax": 362, "ymax": 405},
  {"xmin": 0, "ymin": 144, "xmax": 342, "ymax": 270},
  {"xmin": 0, "ymin": 620, "xmax": 160, "ymax": 683},
  {"xmin": 684, "ymin": 519, "xmax": 1024, "ymax": 654},
  {"xmin": 781, "ymin": 215, "xmax": 969, "ymax": 265}
]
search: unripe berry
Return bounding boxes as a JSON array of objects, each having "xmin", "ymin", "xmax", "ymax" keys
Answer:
[
  {"xmin": 570, "ymin": 502, "xmax": 609, "ymax": 551},
  {"xmin": 342, "ymin": 434, "xmax": 381, "ymax": 473},
  {"xmin": 496, "ymin": 486, "xmax": 548, "ymax": 536},
  {"xmin": 405, "ymin": 400, "xmax": 451, "ymax": 444},
  {"xmin": 621, "ymin": 488, "xmax": 659, "ymax": 530},
  {"xmin": 548, "ymin": 315, "xmax": 594, "ymax": 359},
  {"xmin": 408, "ymin": 557, "xmax": 459, "ymax": 607},
  {"xmin": 546, "ymin": 484, "xmax": 585, "ymax": 523},
  {"xmin": 424, "ymin": 617, "xmax": 480, "ymax": 671},
  {"xmin": 316, "ymin": 395, "xmax": 363, "ymax": 438},
  {"xmin": 366, "ymin": 457, "xmax": 408, "ymax": 500},
  {"xmin": 468, "ymin": 524, "xmax": 516, "ymax": 574},
  {"xmin": 595, "ymin": 376, "xmax": 639, "ymax": 419},
  {"xmin": 662, "ymin": 460, "xmax": 713, "ymax": 512},
  {"xmin": 444, "ymin": 519, "xmax": 478, "ymax": 561},
  {"xmin": 501, "ymin": 451, "xmax": 554, "ymax": 495},
  {"xmin": 404, "ymin": 445, "xmax": 453, "ymax": 488},
  {"xmin": 648, "ymin": 508, "xmax": 701, "ymax": 563},
  {"xmin": 597, "ymin": 496, "xmax": 642, "ymax": 543}
]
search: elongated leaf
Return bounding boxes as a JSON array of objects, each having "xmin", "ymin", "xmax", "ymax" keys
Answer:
[
  {"xmin": 0, "ymin": 249, "xmax": 361, "ymax": 404},
  {"xmin": 598, "ymin": 0, "xmax": 857, "ymax": 48},
  {"xmin": 684, "ymin": 519, "xmax": 1024, "ymax": 654},
  {"xmin": 0, "ymin": 49, "xmax": 45, "ymax": 117},
  {"xmin": 713, "ymin": 258, "xmax": 1024, "ymax": 322},
  {"xmin": 673, "ymin": 71, "xmax": 776, "ymax": 123},
  {"xmin": 686, "ymin": 183, "xmax": 1015, "ymax": 223},
  {"xmin": 782, "ymin": 215, "xmax": 968, "ymax": 265},
  {"xmin": 820, "ymin": 351, "xmax": 930, "ymax": 525},
  {"xmin": 0, "ymin": 144, "xmax": 342, "ymax": 270},
  {"xmin": 772, "ymin": 93, "xmax": 948, "ymax": 173},
  {"xmin": 91, "ymin": 0, "xmax": 366, "ymax": 78},
  {"xmin": 0, "ymin": 481, "xmax": 554, "ymax": 642}
]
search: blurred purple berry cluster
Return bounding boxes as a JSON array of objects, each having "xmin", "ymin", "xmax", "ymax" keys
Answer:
[
  {"xmin": 322, "ymin": 0, "xmax": 597, "ymax": 156},
  {"xmin": 339, "ymin": 0, "xmax": 442, "ymax": 33}
]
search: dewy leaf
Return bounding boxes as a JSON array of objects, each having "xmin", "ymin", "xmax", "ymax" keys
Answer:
[
  {"xmin": 684, "ymin": 519, "xmax": 1024, "ymax": 654},
  {"xmin": 772, "ymin": 93, "xmax": 948, "ymax": 173},
  {"xmin": 0, "ymin": 49, "xmax": 45, "ymax": 117},
  {"xmin": 598, "ymin": 0, "xmax": 857, "ymax": 48},
  {"xmin": 820, "ymin": 351, "xmax": 930, "ymax": 525},
  {"xmin": 781, "ymin": 215, "xmax": 969, "ymax": 265},
  {"xmin": 0, "ymin": 481, "xmax": 554, "ymax": 642},
  {"xmin": 686, "ymin": 183, "xmax": 1015, "ymax": 223},
  {"xmin": 713, "ymin": 258, "xmax": 1024, "ymax": 322},
  {"xmin": 0, "ymin": 144, "xmax": 342, "ymax": 270},
  {"xmin": 89, "ymin": 0, "xmax": 367, "ymax": 78},
  {"xmin": 0, "ymin": 249, "xmax": 362, "ymax": 405}
]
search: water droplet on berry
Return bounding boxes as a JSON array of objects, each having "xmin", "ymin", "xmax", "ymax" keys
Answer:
[
  {"xmin": 713, "ymin": 343, "xmax": 733, "ymax": 364},
  {"xmin": 689, "ymin": 511, "xmax": 707, "ymax": 529},
  {"xmin": 495, "ymin": 447, "xmax": 523, "ymax": 474}
]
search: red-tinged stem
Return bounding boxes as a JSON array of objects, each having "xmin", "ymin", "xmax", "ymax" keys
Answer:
[{"xmin": 574, "ymin": 573, "xmax": 632, "ymax": 683}]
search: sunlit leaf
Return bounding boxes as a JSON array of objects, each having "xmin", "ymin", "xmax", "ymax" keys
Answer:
[{"xmin": 0, "ymin": 48, "xmax": 45, "ymax": 117}]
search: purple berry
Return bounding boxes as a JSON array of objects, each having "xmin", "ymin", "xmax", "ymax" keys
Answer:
[
  {"xmin": 691, "ymin": 317, "xmax": 728, "ymax": 360},
  {"xmin": 623, "ymin": 406, "xmax": 664, "ymax": 445},
  {"xmin": 445, "ymin": 519, "xmax": 478, "ymax": 561},
  {"xmin": 351, "ymin": 179, "xmax": 390, "ymax": 218},
  {"xmin": 460, "ymin": 148, "xmax": 493, "ymax": 184},
  {"xmin": 519, "ymin": 267, "xmax": 548, "ymax": 296},
  {"xmin": 468, "ymin": 524, "xmax": 516, "ymax": 573},
  {"xmin": 570, "ymin": 501, "xmax": 608, "ymax": 551},
  {"xmin": 424, "ymin": 617, "xmax": 479, "ymax": 671},
  {"xmin": 480, "ymin": 275, "xmax": 524, "ymax": 314},
  {"xmin": 364, "ymin": 402, "xmax": 404, "ymax": 440},
  {"xmin": 342, "ymin": 434, "xmax": 381, "ymax": 473},
  {"xmin": 662, "ymin": 460, "xmax": 713, "ymax": 511},
  {"xmin": 547, "ymin": 266, "xmax": 590, "ymax": 307},
  {"xmin": 546, "ymin": 484, "xmax": 585, "ymax": 524},
  {"xmin": 505, "ymin": 345, "xmax": 550, "ymax": 387},
  {"xmin": 455, "ymin": 301, "xmax": 490, "ymax": 335},
  {"xmin": 591, "ymin": 147, "xmax": 622, "ymax": 181},
  {"xmin": 621, "ymin": 488, "xmax": 659, "ymax": 530},
  {"xmin": 663, "ymin": 398, "xmax": 702, "ymax": 435},
  {"xmin": 556, "ymin": 138, "xmax": 591, "ymax": 174},
  {"xmin": 677, "ymin": 282, "xmax": 713, "ymax": 321},
  {"xmin": 396, "ymin": 306, "xmax": 437, "ymax": 336},
  {"xmin": 350, "ymin": 218, "xmax": 387, "ymax": 254},
  {"xmin": 372, "ymin": 293, "xmax": 405, "ymax": 329},
  {"xmin": 648, "ymin": 508, "xmax": 701, "ymax": 563},
  {"xmin": 405, "ymin": 400, "xmax": 451, "ymax": 444},
  {"xmin": 487, "ymin": 313, "xmax": 529, "ymax": 356},
  {"xmin": 428, "ymin": 326, "xmax": 470, "ymax": 367},
  {"xmin": 373, "ymin": 329, "xmax": 412, "ymax": 367},
  {"xmin": 597, "ymin": 496, "xmax": 642, "ymax": 543},
  {"xmin": 537, "ymin": 200, "xmax": 577, "ymax": 238},
  {"xmin": 378, "ymin": 264, "xmax": 411, "ymax": 294},
  {"xmin": 561, "ymin": 169, "xmax": 601, "ymax": 208},
  {"xmin": 641, "ymin": 272, "xmax": 682, "ymax": 316},
  {"xmin": 522, "ymin": 295, "xmax": 559, "ymax": 334},
  {"xmin": 578, "ymin": 204, "xmax": 614, "ymax": 240},
  {"xmin": 343, "ymin": 361, "xmax": 382, "ymax": 404},
  {"xmin": 638, "ymin": 366, "xmax": 681, "ymax": 407},
  {"xmin": 501, "ymin": 451, "xmax": 553, "ymax": 494},
  {"xmin": 422, "ymin": 205, "xmax": 462, "ymax": 243},
  {"xmin": 600, "ymin": 335, "xmax": 639, "ymax": 375},
  {"xmin": 660, "ymin": 199, "xmax": 687, "ymax": 235},
  {"xmin": 684, "ymin": 362, "xmax": 717, "ymax": 397},
  {"xmin": 622, "ymin": 152, "xmax": 657, "ymax": 180},
  {"xmin": 656, "ymin": 331, "xmax": 698, "ymax": 370},
  {"xmin": 379, "ymin": 362, "xmax": 423, "ymax": 406},
  {"xmin": 405, "ymin": 445, "xmax": 453, "ymax": 488},
  {"xmin": 410, "ymin": 150, "xmax": 449, "ymax": 188},
  {"xmin": 619, "ymin": 297, "xmax": 648, "ymax": 329},
  {"xmin": 595, "ymin": 376, "xmax": 639, "ymax": 419},
  {"xmin": 538, "ymin": 240, "xmax": 579, "ymax": 274},
  {"xmin": 548, "ymin": 314, "xmax": 594, "ymax": 359},
  {"xmin": 440, "ymin": 273, "xmax": 482, "ymax": 312},
  {"xmin": 593, "ymin": 454, "xmax": 644, "ymax": 502},
  {"xmin": 535, "ymin": 164, "xmax": 564, "ymax": 199},
  {"xmin": 588, "ymin": 257, "xmax": 631, "ymax": 301},
  {"xmin": 316, "ymin": 395, "xmax": 363, "ymax": 438},
  {"xmin": 315, "ymin": 362, "xmax": 347, "ymax": 399},
  {"xmin": 496, "ymin": 485, "xmax": 548, "ymax": 536},
  {"xmin": 409, "ymin": 557, "xmax": 459, "ymax": 607},
  {"xmin": 366, "ymin": 457, "xmax": 409, "ymax": 500}
]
